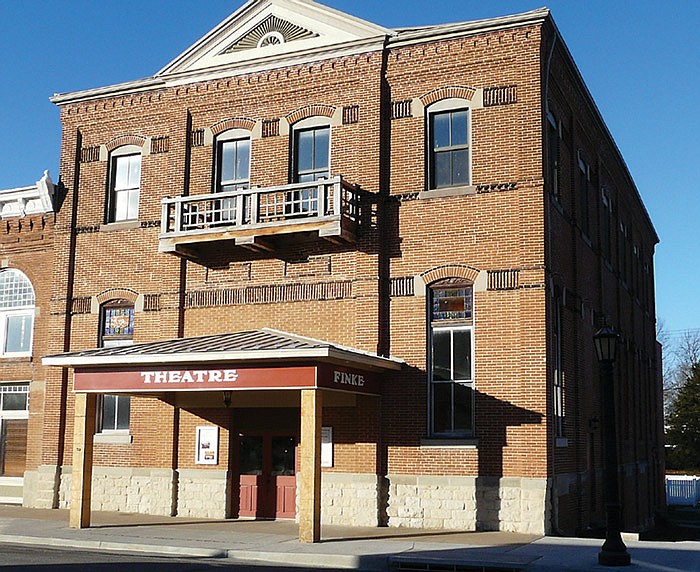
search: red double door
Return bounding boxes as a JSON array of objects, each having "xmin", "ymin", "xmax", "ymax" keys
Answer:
[{"xmin": 237, "ymin": 434, "xmax": 297, "ymax": 519}]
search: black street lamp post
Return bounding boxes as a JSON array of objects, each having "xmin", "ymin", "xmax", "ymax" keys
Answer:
[{"xmin": 594, "ymin": 326, "xmax": 631, "ymax": 567}]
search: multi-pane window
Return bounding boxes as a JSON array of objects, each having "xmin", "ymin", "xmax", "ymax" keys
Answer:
[
  {"xmin": 109, "ymin": 150, "xmax": 141, "ymax": 222},
  {"xmin": 217, "ymin": 137, "xmax": 250, "ymax": 193},
  {"xmin": 99, "ymin": 300, "xmax": 133, "ymax": 432},
  {"xmin": 0, "ymin": 384, "xmax": 29, "ymax": 478},
  {"xmin": 429, "ymin": 109, "xmax": 470, "ymax": 189},
  {"xmin": 429, "ymin": 282, "xmax": 474, "ymax": 437},
  {"xmin": 289, "ymin": 125, "xmax": 329, "ymax": 216},
  {"xmin": 215, "ymin": 135, "xmax": 251, "ymax": 223},
  {"xmin": 547, "ymin": 109, "xmax": 561, "ymax": 199},
  {"xmin": 0, "ymin": 270, "xmax": 35, "ymax": 356},
  {"xmin": 293, "ymin": 127, "xmax": 330, "ymax": 183}
]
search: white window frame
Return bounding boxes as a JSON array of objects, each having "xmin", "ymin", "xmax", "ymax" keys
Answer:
[
  {"xmin": 0, "ymin": 383, "xmax": 30, "ymax": 483},
  {"xmin": 215, "ymin": 128, "xmax": 252, "ymax": 193},
  {"xmin": 426, "ymin": 98, "xmax": 472, "ymax": 191},
  {"xmin": 428, "ymin": 281, "xmax": 476, "ymax": 439},
  {"xmin": 291, "ymin": 116, "xmax": 331, "ymax": 183},
  {"xmin": 96, "ymin": 302, "xmax": 133, "ymax": 437},
  {"xmin": 0, "ymin": 270, "xmax": 35, "ymax": 358},
  {"xmin": 108, "ymin": 145, "xmax": 142, "ymax": 223}
]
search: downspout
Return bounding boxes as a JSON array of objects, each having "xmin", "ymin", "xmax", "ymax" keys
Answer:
[
  {"xmin": 54, "ymin": 127, "xmax": 82, "ymax": 508},
  {"xmin": 542, "ymin": 24, "xmax": 565, "ymax": 536}
]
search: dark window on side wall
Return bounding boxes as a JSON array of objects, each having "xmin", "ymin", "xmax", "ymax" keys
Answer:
[{"xmin": 547, "ymin": 110, "xmax": 561, "ymax": 199}]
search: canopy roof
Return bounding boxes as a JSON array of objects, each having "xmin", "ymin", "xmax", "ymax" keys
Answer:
[{"xmin": 43, "ymin": 328, "xmax": 403, "ymax": 371}]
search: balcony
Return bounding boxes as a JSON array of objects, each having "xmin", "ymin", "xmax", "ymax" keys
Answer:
[{"xmin": 159, "ymin": 176, "xmax": 361, "ymax": 258}]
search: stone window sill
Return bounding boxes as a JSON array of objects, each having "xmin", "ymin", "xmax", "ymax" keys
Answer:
[
  {"xmin": 419, "ymin": 186, "xmax": 476, "ymax": 200},
  {"xmin": 100, "ymin": 221, "xmax": 141, "ymax": 233},
  {"xmin": 94, "ymin": 432, "xmax": 133, "ymax": 445},
  {"xmin": 420, "ymin": 438, "xmax": 478, "ymax": 448}
]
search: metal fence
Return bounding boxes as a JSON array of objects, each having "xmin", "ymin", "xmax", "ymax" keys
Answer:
[{"xmin": 666, "ymin": 475, "xmax": 700, "ymax": 506}]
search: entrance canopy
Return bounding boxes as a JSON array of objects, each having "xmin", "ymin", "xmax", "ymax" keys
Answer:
[{"xmin": 43, "ymin": 328, "xmax": 403, "ymax": 396}]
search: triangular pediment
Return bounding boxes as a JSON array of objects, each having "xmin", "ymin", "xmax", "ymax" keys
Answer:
[{"xmin": 157, "ymin": 0, "xmax": 392, "ymax": 79}]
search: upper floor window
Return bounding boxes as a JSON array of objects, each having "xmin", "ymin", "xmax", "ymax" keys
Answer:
[
  {"xmin": 0, "ymin": 270, "xmax": 35, "ymax": 357},
  {"xmin": 293, "ymin": 124, "xmax": 330, "ymax": 183},
  {"xmin": 98, "ymin": 299, "xmax": 133, "ymax": 432},
  {"xmin": 428, "ymin": 100, "xmax": 470, "ymax": 190},
  {"xmin": 601, "ymin": 188, "xmax": 612, "ymax": 263},
  {"xmin": 547, "ymin": 109, "xmax": 561, "ymax": 199},
  {"xmin": 429, "ymin": 280, "xmax": 474, "ymax": 438},
  {"xmin": 216, "ymin": 131, "xmax": 251, "ymax": 193},
  {"xmin": 578, "ymin": 153, "xmax": 590, "ymax": 237},
  {"xmin": 108, "ymin": 146, "xmax": 141, "ymax": 222}
]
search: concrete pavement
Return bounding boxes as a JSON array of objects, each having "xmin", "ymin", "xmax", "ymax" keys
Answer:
[{"xmin": 1, "ymin": 505, "xmax": 699, "ymax": 571}]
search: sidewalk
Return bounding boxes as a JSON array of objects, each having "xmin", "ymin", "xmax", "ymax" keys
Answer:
[{"xmin": 1, "ymin": 505, "xmax": 700, "ymax": 571}]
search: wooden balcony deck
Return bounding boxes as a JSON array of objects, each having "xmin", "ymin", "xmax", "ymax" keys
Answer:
[{"xmin": 159, "ymin": 176, "xmax": 361, "ymax": 258}]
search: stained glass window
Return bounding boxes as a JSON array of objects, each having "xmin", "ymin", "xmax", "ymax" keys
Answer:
[{"xmin": 432, "ymin": 286, "xmax": 473, "ymax": 321}]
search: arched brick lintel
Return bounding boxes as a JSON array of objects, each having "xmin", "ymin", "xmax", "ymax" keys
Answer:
[
  {"xmin": 105, "ymin": 135, "xmax": 147, "ymax": 152},
  {"xmin": 419, "ymin": 86, "xmax": 477, "ymax": 107},
  {"xmin": 420, "ymin": 264, "xmax": 480, "ymax": 286},
  {"xmin": 95, "ymin": 288, "xmax": 140, "ymax": 306},
  {"xmin": 285, "ymin": 104, "xmax": 336, "ymax": 125},
  {"xmin": 210, "ymin": 117, "xmax": 256, "ymax": 136}
]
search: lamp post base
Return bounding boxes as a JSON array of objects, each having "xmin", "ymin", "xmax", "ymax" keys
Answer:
[{"xmin": 598, "ymin": 548, "xmax": 631, "ymax": 567}]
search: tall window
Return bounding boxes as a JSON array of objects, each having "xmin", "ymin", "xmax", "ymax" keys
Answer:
[
  {"xmin": 99, "ymin": 300, "xmax": 133, "ymax": 432},
  {"xmin": 0, "ymin": 270, "xmax": 35, "ymax": 357},
  {"xmin": 429, "ymin": 108, "xmax": 470, "ymax": 189},
  {"xmin": 553, "ymin": 297, "xmax": 564, "ymax": 440},
  {"xmin": 547, "ymin": 109, "xmax": 561, "ymax": 199},
  {"xmin": 108, "ymin": 146, "xmax": 141, "ymax": 222},
  {"xmin": 216, "ymin": 135, "xmax": 250, "ymax": 193},
  {"xmin": 0, "ymin": 384, "xmax": 29, "ymax": 478},
  {"xmin": 429, "ymin": 281, "xmax": 474, "ymax": 437},
  {"xmin": 601, "ymin": 188, "xmax": 612, "ymax": 263},
  {"xmin": 578, "ymin": 154, "xmax": 590, "ymax": 237},
  {"xmin": 293, "ymin": 126, "xmax": 330, "ymax": 183}
]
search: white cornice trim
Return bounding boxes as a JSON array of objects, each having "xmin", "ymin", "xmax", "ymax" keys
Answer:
[
  {"xmin": 0, "ymin": 171, "xmax": 55, "ymax": 218},
  {"xmin": 49, "ymin": 36, "xmax": 387, "ymax": 107},
  {"xmin": 157, "ymin": 0, "xmax": 392, "ymax": 77},
  {"xmin": 50, "ymin": 77, "xmax": 164, "ymax": 106},
  {"xmin": 389, "ymin": 8, "xmax": 549, "ymax": 48}
]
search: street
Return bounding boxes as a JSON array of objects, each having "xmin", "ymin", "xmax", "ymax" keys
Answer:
[{"xmin": 0, "ymin": 543, "xmax": 355, "ymax": 571}]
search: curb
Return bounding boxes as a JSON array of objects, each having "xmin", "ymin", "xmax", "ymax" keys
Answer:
[
  {"xmin": 0, "ymin": 534, "xmax": 228, "ymax": 559},
  {"xmin": 228, "ymin": 549, "xmax": 388, "ymax": 570}
]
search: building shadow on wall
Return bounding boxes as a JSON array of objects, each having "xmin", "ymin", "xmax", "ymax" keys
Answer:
[{"xmin": 474, "ymin": 390, "xmax": 543, "ymax": 532}]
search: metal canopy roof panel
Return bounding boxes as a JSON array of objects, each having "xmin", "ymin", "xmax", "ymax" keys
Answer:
[{"xmin": 43, "ymin": 328, "xmax": 403, "ymax": 371}]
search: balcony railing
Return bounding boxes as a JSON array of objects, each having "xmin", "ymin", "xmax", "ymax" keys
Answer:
[{"xmin": 159, "ymin": 176, "xmax": 361, "ymax": 255}]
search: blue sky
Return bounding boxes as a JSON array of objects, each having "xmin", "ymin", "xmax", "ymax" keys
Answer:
[{"xmin": 2, "ymin": 1, "xmax": 698, "ymax": 336}]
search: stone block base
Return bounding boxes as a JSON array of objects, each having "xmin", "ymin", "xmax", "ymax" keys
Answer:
[
  {"xmin": 177, "ymin": 469, "xmax": 228, "ymax": 519},
  {"xmin": 320, "ymin": 472, "xmax": 385, "ymax": 526},
  {"xmin": 386, "ymin": 474, "xmax": 550, "ymax": 534}
]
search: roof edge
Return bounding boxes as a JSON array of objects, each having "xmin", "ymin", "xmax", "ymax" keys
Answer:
[{"xmin": 388, "ymin": 8, "xmax": 550, "ymax": 47}]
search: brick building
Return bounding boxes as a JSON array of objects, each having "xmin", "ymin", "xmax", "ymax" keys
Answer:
[
  {"xmin": 18, "ymin": 0, "xmax": 664, "ymax": 539},
  {"xmin": 0, "ymin": 172, "xmax": 55, "ymax": 504}
]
